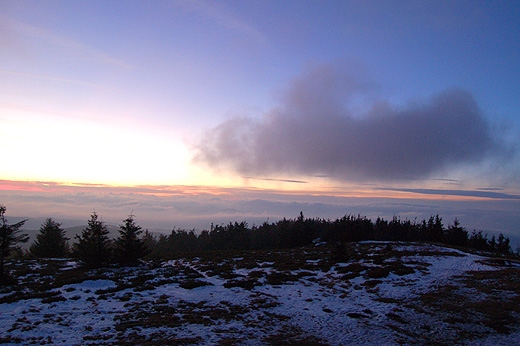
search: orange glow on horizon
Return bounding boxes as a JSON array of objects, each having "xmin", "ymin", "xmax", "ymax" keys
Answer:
[{"xmin": 0, "ymin": 179, "xmax": 517, "ymax": 203}]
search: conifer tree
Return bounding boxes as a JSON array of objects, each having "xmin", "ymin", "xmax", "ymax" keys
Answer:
[
  {"xmin": 445, "ymin": 218, "xmax": 468, "ymax": 246},
  {"xmin": 496, "ymin": 233, "xmax": 511, "ymax": 255},
  {"xmin": 422, "ymin": 215, "xmax": 444, "ymax": 242},
  {"xmin": 0, "ymin": 205, "xmax": 28, "ymax": 285},
  {"xmin": 73, "ymin": 212, "xmax": 111, "ymax": 268},
  {"xmin": 113, "ymin": 214, "xmax": 148, "ymax": 266},
  {"xmin": 142, "ymin": 230, "xmax": 156, "ymax": 253},
  {"xmin": 30, "ymin": 218, "xmax": 69, "ymax": 258}
]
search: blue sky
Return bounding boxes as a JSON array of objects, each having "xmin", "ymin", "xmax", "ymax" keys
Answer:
[{"xmin": 1, "ymin": 1, "xmax": 519, "ymax": 241}]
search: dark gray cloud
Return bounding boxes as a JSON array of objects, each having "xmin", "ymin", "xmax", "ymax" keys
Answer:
[{"xmin": 194, "ymin": 62, "xmax": 506, "ymax": 181}]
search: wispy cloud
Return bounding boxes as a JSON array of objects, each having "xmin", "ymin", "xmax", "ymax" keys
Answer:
[
  {"xmin": 0, "ymin": 15, "xmax": 133, "ymax": 69},
  {"xmin": 243, "ymin": 177, "xmax": 308, "ymax": 184},
  {"xmin": 0, "ymin": 69, "xmax": 105, "ymax": 88},
  {"xmin": 171, "ymin": 0, "xmax": 267, "ymax": 45},
  {"xmin": 194, "ymin": 61, "xmax": 514, "ymax": 183},
  {"xmin": 378, "ymin": 187, "xmax": 520, "ymax": 200}
]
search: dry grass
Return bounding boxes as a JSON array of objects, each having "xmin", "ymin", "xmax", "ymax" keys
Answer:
[{"xmin": 414, "ymin": 267, "xmax": 520, "ymax": 342}]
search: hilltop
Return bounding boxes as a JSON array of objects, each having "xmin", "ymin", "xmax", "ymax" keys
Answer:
[{"xmin": 1, "ymin": 241, "xmax": 519, "ymax": 345}]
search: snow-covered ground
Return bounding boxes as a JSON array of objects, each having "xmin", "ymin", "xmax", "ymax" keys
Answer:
[{"xmin": 0, "ymin": 242, "xmax": 519, "ymax": 345}]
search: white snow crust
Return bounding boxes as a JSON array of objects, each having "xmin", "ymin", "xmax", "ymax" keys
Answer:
[{"xmin": 0, "ymin": 242, "xmax": 518, "ymax": 345}]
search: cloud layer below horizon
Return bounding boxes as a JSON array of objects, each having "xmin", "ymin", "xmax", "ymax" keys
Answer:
[
  {"xmin": 2, "ymin": 180, "xmax": 519, "ymax": 245},
  {"xmin": 195, "ymin": 62, "xmax": 511, "ymax": 183}
]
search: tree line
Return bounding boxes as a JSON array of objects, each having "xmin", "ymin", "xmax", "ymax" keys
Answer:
[
  {"xmin": 0, "ymin": 204, "xmax": 517, "ymax": 284},
  {"xmin": 145, "ymin": 212, "xmax": 514, "ymax": 258}
]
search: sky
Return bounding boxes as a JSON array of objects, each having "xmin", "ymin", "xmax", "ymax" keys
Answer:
[{"xmin": 1, "ymin": 1, "xmax": 519, "ymax": 242}]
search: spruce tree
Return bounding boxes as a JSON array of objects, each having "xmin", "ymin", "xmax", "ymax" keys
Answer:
[
  {"xmin": 496, "ymin": 233, "xmax": 511, "ymax": 255},
  {"xmin": 142, "ymin": 230, "xmax": 157, "ymax": 255},
  {"xmin": 445, "ymin": 218, "xmax": 468, "ymax": 246},
  {"xmin": 0, "ymin": 205, "xmax": 28, "ymax": 285},
  {"xmin": 113, "ymin": 214, "xmax": 148, "ymax": 266},
  {"xmin": 73, "ymin": 212, "xmax": 111, "ymax": 268},
  {"xmin": 30, "ymin": 218, "xmax": 69, "ymax": 258}
]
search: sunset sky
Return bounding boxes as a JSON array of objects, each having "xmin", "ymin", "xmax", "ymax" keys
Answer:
[{"xmin": 1, "ymin": 1, "xmax": 519, "ymax": 241}]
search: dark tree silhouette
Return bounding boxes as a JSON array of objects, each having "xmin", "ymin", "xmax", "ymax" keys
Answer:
[
  {"xmin": 30, "ymin": 218, "xmax": 69, "ymax": 258},
  {"xmin": 496, "ymin": 233, "xmax": 511, "ymax": 254},
  {"xmin": 489, "ymin": 235, "xmax": 497, "ymax": 251},
  {"xmin": 445, "ymin": 218, "xmax": 468, "ymax": 246},
  {"xmin": 63, "ymin": 211, "xmax": 514, "ymax": 260},
  {"xmin": 207, "ymin": 222, "xmax": 251, "ymax": 251},
  {"xmin": 73, "ymin": 212, "xmax": 111, "ymax": 268},
  {"xmin": 113, "ymin": 214, "xmax": 148, "ymax": 266},
  {"xmin": 251, "ymin": 221, "xmax": 278, "ymax": 250},
  {"xmin": 421, "ymin": 215, "xmax": 444, "ymax": 242},
  {"xmin": 0, "ymin": 205, "xmax": 28, "ymax": 285},
  {"xmin": 142, "ymin": 230, "xmax": 157, "ymax": 255},
  {"xmin": 468, "ymin": 230, "xmax": 489, "ymax": 250}
]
